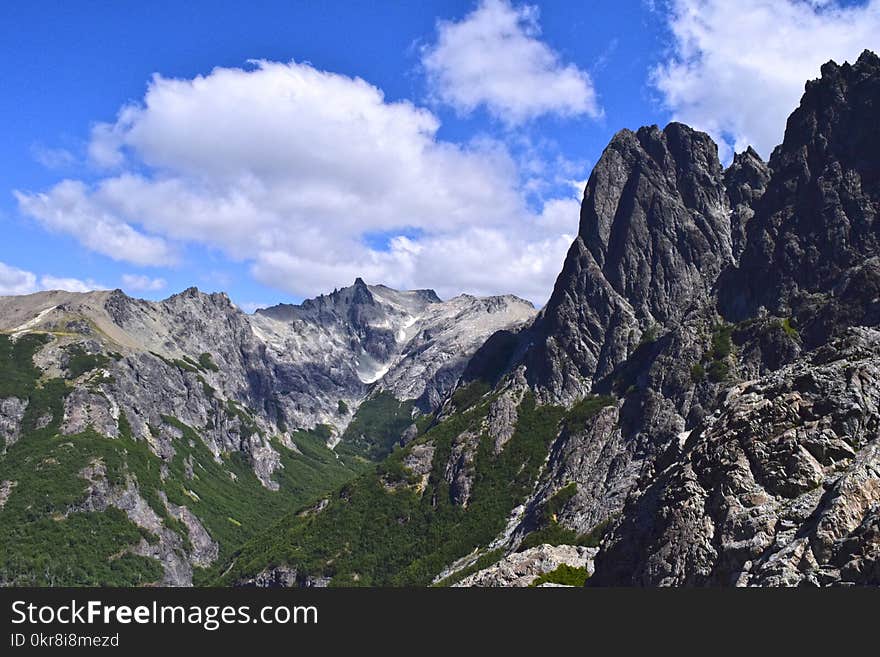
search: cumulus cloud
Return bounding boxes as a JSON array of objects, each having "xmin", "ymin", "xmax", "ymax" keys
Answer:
[
  {"xmin": 422, "ymin": 0, "xmax": 601, "ymax": 124},
  {"xmin": 14, "ymin": 180, "xmax": 177, "ymax": 266},
  {"xmin": 16, "ymin": 59, "xmax": 583, "ymax": 303},
  {"xmin": 251, "ymin": 199, "xmax": 579, "ymax": 302},
  {"xmin": 0, "ymin": 261, "xmax": 104, "ymax": 296},
  {"xmin": 0, "ymin": 262, "xmax": 38, "ymax": 296},
  {"xmin": 121, "ymin": 274, "xmax": 166, "ymax": 292},
  {"xmin": 653, "ymin": 0, "xmax": 880, "ymax": 161},
  {"xmin": 40, "ymin": 275, "xmax": 105, "ymax": 293}
]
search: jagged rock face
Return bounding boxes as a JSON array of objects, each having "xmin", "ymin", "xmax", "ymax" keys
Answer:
[
  {"xmin": 465, "ymin": 51, "xmax": 880, "ymax": 588},
  {"xmin": 377, "ymin": 294, "xmax": 535, "ymax": 411},
  {"xmin": 520, "ymin": 406, "xmax": 629, "ymax": 537},
  {"xmin": 487, "ymin": 125, "xmax": 743, "ymax": 545},
  {"xmin": 524, "ymin": 123, "xmax": 733, "ymax": 403},
  {"xmin": 721, "ymin": 50, "xmax": 880, "ymax": 324},
  {"xmin": 444, "ymin": 431, "xmax": 479, "ymax": 507},
  {"xmin": 579, "ymin": 123, "xmax": 732, "ymax": 324},
  {"xmin": 576, "ymin": 52, "xmax": 880, "ymax": 587},
  {"xmin": 0, "ymin": 289, "xmax": 288, "ymax": 489},
  {"xmin": 0, "ymin": 397, "xmax": 27, "ymax": 450},
  {"xmin": 252, "ymin": 280, "xmax": 535, "ymax": 426},
  {"xmin": 254, "ymin": 278, "xmax": 437, "ymax": 384},
  {"xmin": 74, "ymin": 459, "xmax": 209, "ymax": 586},
  {"xmin": 591, "ymin": 328, "xmax": 880, "ymax": 586},
  {"xmin": 724, "ymin": 147, "xmax": 771, "ymax": 261},
  {"xmin": 523, "ymin": 238, "xmax": 637, "ymax": 403}
]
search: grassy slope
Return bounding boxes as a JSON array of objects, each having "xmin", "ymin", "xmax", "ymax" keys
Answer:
[
  {"xmin": 335, "ymin": 391, "xmax": 417, "ymax": 461},
  {"xmin": 218, "ymin": 392, "xmax": 567, "ymax": 586},
  {"xmin": 1, "ymin": 332, "xmax": 620, "ymax": 587},
  {"xmin": 0, "ymin": 333, "xmax": 363, "ymax": 586}
]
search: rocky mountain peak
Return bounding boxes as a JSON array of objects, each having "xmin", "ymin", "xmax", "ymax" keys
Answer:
[
  {"xmin": 520, "ymin": 121, "xmax": 734, "ymax": 402},
  {"xmin": 774, "ymin": 48, "xmax": 879, "ymax": 169},
  {"xmin": 720, "ymin": 49, "xmax": 880, "ymax": 326},
  {"xmin": 578, "ymin": 121, "xmax": 731, "ymax": 315},
  {"xmin": 349, "ymin": 277, "xmax": 375, "ymax": 306},
  {"xmin": 152, "ymin": 287, "xmax": 236, "ymax": 320},
  {"xmin": 247, "ymin": 280, "xmax": 535, "ymax": 427},
  {"xmin": 724, "ymin": 145, "xmax": 771, "ymax": 260}
]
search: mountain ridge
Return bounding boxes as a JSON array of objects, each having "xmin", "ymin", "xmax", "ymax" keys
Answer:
[{"xmin": 0, "ymin": 279, "xmax": 534, "ymax": 585}]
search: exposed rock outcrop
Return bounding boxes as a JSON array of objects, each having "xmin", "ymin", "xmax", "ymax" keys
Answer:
[
  {"xmin": 587, "ymin": 50, "xmax": 880, "ymax": 587},
  {"xmin": 0, "ymin": 480, "xmax": 16, "ymax": 509},
  {"xmin": 522, "ymin": 122, "xmax": 733, "ymax": 404},
  {"xmin": 0, "ymin": 397, "xmax": 27, "ymax": 449},
  {"xmin": 253, "ymin": 281, "xmax": 535, "ymax": 427},
  {"xmin": 75, "ymin": 459, "xmax": 197, "ymax": 586},
  {"xmin": 591, "ymin": 328, "xmax": 880, "ymax": 586},
  {"xmin": 724, "ymin": 146, "xmax": 771, "ymax": 261},
  {"xmin": 720, "ymin": 50, "xmax": 880, "ymax": 327},
  {"xmin": 454, "ymin": 544, "xmax": 597, "ymax": 587}
]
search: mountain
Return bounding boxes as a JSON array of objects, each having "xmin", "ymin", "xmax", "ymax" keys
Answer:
[
  {"xmin": 0, "ymin": 281, "xmax": 534, "ymax": 585},
  {"xmin": 4, "ymin": 52, "xmax": 879, "ymax": 589},
  {"xmin": 220, "ymin": 51, "xmax": 880, "ymax": 588},
  {"xmin": 251, "ymin": 278, "xmax": 535, "ymax": 438},
  {"xmin": 591, "ymin": 50, "xmax": 880, "ymax": 586}
]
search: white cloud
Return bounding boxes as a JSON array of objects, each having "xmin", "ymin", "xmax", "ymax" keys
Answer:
[
  {"xmin": 0, "ymin": 261, "xmax": 104, "ymax": 296},
  {"xmin": 237, "ymin": 301, "xmax": 268, "ymax": 314},
  {"xmin": 422, "ymin": 0, "xmax": 601, "ymax": 124},
  {"xmin": 121, "ymin": 274, "xmax": 166, "ymax": 292},
  {"xmin": 251, "ymin": 207, "xmax": 578, "ymax": 303},
  {"xmin": 0, "ymin": 262, "xmax": 38, "ymax": 296},
  {"xmin": 14, "ymin": 180, "xmax": 176, "ymax": 266},
  {"xmin": 88, "ymin": 122, "xmax": 127, "ymax": 168},
  {"xmin": 31, "ymin": 145, "xmax": 76, "ymax": 170},
  {"xmin": 16, "ymin": 60, "xmax": 583, "ymax": 304},
  {"xmin": 653, "ymin": 0, "xmax": 880, "ymax": 161},
  {"xmin": 40, "ymin": 275, "xmax": 105, "ymax": 293}
]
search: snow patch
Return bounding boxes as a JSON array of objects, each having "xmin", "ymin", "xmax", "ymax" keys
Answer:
[
  {"xmin": 678, "ymin": 430, "xmax": 693, "ymax": 448},
  {"xmin": 356, "ymin": 349, "xmax": 394, "ymax": 384},
  {"xmin": 11, "ymin": 305, "xmax": 57, "ymax": 336},
  {"xmin": 395, "ymin": 315, "xmax": 419, "ymax": 343},
  {"xmin": 358, "ymin": 360, "xmax": 392, "ymax": 384}
]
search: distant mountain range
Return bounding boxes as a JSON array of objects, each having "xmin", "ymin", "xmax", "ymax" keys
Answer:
[{"xmin": 0, "ymin": 279, "xmax": 532, "ymax": 584}]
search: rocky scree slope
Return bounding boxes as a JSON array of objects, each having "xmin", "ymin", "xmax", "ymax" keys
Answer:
[
  {"xmin": 0, "ymin": 281, "xmax": 532, "ymax": 586},
  {"xmin": 223, "ymin": 51, "xmax": 880, "ymax": 587}
]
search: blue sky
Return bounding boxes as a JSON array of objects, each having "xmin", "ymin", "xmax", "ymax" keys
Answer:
[{"xmin": 1, "ymin": 0, "xmax": 878, "ymax": 309}]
